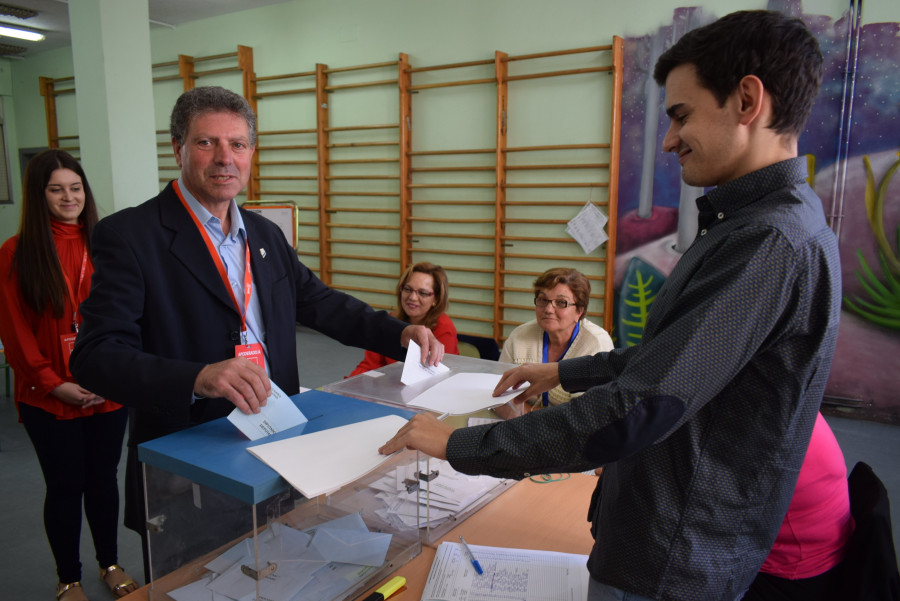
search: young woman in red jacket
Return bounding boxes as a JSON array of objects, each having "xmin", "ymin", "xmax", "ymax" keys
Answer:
[{"xmin": 0, "ymin": 150, "xmax": 137, "ymax": 601}]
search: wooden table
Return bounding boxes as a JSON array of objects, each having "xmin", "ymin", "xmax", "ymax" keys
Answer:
[
  {"xmin": 354, "ymin": 472, "xmax": 597, "ymax": 600},
  {"xmin": 123, "ymin": 472, "xmax": 598, "ymax": 601}
]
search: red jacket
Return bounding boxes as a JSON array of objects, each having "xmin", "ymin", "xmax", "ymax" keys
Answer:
[
  {"xmin": 349, "ymin": 312, "xmax": 459, "ymax": 377},
  {"xmin": 0, "ymin": 222, "xmax": 121, "ymax": 420}
]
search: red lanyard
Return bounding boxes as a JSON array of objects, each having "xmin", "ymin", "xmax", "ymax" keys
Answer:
[
  {"xmin": 61, "ymin": 248, "xmax": 88, "ymax": 333},
  {"xmin": 174, "ymin": 181, "xmax": 253, "ymax": 338}
]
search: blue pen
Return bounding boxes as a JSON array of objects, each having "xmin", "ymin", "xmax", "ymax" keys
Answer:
[{"xmin": 459, "ymin": 536, "xmax": 483, "ymax": 575}]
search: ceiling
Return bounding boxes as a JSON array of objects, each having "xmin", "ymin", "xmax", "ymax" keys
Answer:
[{"xmin": 0, "ymin": 0, "xmax": 293, "ymax": 57}]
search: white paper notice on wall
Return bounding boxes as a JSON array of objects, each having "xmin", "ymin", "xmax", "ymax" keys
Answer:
[{"xmin": 566, "ymin": 201, "xmax": 609, "ymax": 254}]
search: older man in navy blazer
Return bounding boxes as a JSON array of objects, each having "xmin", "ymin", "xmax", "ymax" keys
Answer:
[{"xmin": 71, "ymin": 87, "xmax": 442, "ymax": 551}]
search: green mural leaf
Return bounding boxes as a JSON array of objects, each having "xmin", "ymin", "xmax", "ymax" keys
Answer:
[
  {"xmin": 843, "ymin": 242, "xmax": 900, "ymax": 331},
  {"xmin": 616, "ymin": 257, "xmax": 665, "ymax": 347}
]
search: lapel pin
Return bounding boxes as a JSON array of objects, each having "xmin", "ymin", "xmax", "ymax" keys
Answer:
[{"xmin": 259, "ymin": 248, "xmax": 267, "ymax": 258}]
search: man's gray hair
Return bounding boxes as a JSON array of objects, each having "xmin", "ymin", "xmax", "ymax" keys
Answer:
[{"xmin": 170, "ymin": 86, "xmax": 257, "ymax": 146}]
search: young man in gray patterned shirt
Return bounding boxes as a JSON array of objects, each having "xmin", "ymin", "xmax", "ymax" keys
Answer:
[{"xmin": 381, "ymin": 10, "xmax": 837, "ymax": 601}]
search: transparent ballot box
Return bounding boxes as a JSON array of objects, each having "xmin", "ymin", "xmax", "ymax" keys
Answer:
[
  {"xmin": 323, "ymin": 354, "xmax": 515, "ymax": 542},
  {"xmin": 137, "ymin": 390, "xmax": 424, "ymax": 601},
  {"xmin": 323, "ymin": 354, "xmax": 510, "ymax": 418}
]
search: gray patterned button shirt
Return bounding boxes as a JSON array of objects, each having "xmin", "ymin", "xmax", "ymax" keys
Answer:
[{"xmin": 447, "ymin": 157, "xmax": 841, "ymax": 601}]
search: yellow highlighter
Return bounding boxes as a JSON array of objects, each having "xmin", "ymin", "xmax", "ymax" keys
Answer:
[{"xmin": 362, "ymin": 576, "xmax": 406, "ymax": 601}]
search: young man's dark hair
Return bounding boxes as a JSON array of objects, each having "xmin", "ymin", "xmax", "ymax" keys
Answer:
[{"xmin": 653, "ymin": 10, "xmax": 823, "ymax": 136}]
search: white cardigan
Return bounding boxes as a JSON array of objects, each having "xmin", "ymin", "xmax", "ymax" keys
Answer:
[{"xmin": 499, "ymin": 318, "xmax": 614, "ymax": 406}]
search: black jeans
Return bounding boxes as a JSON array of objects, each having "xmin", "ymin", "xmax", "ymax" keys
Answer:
[{"xmin": 20, "ymin": 403, "xmax": 128, "ymax": 583}]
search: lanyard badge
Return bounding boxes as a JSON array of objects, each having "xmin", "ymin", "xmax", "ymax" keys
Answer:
[{"xmin": 174, "ymin": 181, "xmax": 266, "ymax": 372}]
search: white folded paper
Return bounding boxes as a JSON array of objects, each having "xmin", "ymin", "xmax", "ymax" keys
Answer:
[
  {"xmin": 406, "ymin": 372, "xmax": 508, "ymax": 415},
  {"xmin": 246, "ymin": 415, "xmax": 409, "ymax": 498},
  {"xmin": 401, "ymin": 340, "xmax": 450, "ymax": 385}
]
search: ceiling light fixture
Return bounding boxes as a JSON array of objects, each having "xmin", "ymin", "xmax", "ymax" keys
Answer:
[{"xmin": 0, "ymin": 24, "xmax": 45, "ymax": 41}]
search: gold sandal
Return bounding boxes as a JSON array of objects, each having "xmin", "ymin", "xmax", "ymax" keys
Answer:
[
  {"xmin": 56, "ymin": 581, "xmax": 87, "ymax": 601},
  {"xmin": 99, "ymin": 564, "xmax": 137, "ymax": 598}
]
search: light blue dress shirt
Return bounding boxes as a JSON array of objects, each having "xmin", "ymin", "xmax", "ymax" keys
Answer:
[{"xmin": 178, "ymin": 178, "xmax": 270, "ymax": 375}]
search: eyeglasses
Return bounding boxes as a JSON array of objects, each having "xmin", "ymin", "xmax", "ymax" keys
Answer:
[
  {"xmin": 401, "ymin": 285, "xmax": 435, "ymax": 298},
  {"xmin": 534, "ymin": 296, "xmax": 575, "ymax": 309}
]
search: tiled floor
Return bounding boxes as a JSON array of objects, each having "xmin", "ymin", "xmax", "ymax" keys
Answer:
[{"xmin": 0, "ymin": 326, "xmax": 896, "ymax": 599}]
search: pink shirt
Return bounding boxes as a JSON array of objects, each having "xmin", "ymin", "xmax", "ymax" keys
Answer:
[{"xmin": 761, "ymin": 413, "xmax": 855, "ymax": 578}]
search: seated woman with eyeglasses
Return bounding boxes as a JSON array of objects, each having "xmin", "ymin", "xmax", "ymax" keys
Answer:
[
  {"xmin": 348, "ymin": 262, "xmax": 459, "ymax": 377},
  {"xmin": 494, "ymin": 267, "xmax": 613, "ymax": 419}
]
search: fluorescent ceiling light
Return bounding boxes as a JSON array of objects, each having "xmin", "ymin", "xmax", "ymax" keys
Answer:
[{"xmin": 0, "ymin": 25, "xmax": 45, "ymax": 42}]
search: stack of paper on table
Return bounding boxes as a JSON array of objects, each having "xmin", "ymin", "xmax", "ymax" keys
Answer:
[
  {"xmin": 368, "ymin": 459, "xmax": 505, "ymax": 529},
  {"xmin": 166, "ymin": 513, "xmax": 389, "ymax": 601},
  {"xmin": 422, "ymin": 541, "xmax": 590, "ymax": 601}
]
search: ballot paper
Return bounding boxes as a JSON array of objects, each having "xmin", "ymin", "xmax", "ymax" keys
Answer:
[
  {"xmin": 368, "ymin": 459, "xmax": 505, "ymax": 529},
  {"xmin": 246, "ymin": 415, "xmax": 409, "ymax": 498},
  {"xmin": 168, "ymin": 514, "xmax": 389, "ymax": 601},
  {"xmin": 422, "ymin": 541, "xmax": 590, "ymax": 601},
  {"xmin": 400, "ymin": 340, "xmax": 450, "ymax": 385},
  {"xmin": 227, "ymin": 381, "xmax": 308, "ymax": 441},
  {"xmin": 406, "ymin": 372, "xmax": 511, "ymax": 415}
]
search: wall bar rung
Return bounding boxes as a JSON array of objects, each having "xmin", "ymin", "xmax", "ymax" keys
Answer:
[
  {"xmin": 259, "ymin": 128, "xmax": 317, "ymax": 136},
  {"xmin": 505, "ymin": 143, "xmax": 609, "ymax": 152},
  {"xmin": 254, "ymin": 70, "xmax": 316, "ymax": 82},
  {"xmin": 325, "ymin": 79, "xmax": 397, "ymax": 91},
  {"xmin": 325, "ymin": 60, "xmax": 399, "ymax": 73},
  {"xmin": 408, "ymin": 58, "xmax": 494, "ymax": 73},
  {"xmin": 506, "ymin": 66, "xmax": 613, "ymax": 82},
  {"xmin": 254, "ymin": 88, "xmax": 316, "ymax": 98},
  {"xmin": 506, "ymin": 44, "xmax": 613, "ymax": 61},
  {"xmin": 409, "ymin": 77, "xmax": 495, "ymax": 91},
  {"xmin": 504, "ymin": 182, "xmax": 608, "ymax": 188},
  {"xmin": 328, "ymin": 253, "xmax": 401, "ymax": 263},
  {"xmin": 327, "ymin": 238, "xmax": 397, "ymax": 246},
  {"xmin": 325, "ymin": 123, "xmax": 399, "ymax": 132}
]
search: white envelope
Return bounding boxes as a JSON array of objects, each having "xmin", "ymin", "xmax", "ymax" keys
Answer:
[
  {"xmin": 302, "ymin": 511, "xmax": 369, "ymax": 535},
  {"xmin": 310, "ymin": 527, "xmax": 392, "ymax": 567},
  {"xmin": 227, "ymin": 382, "xmax": 308, "ymax": 440}
]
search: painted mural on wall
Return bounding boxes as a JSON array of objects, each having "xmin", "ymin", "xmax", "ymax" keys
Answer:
[{"xmin": 613, "ymin": 0, "xmax": 900, "ymax": 422}]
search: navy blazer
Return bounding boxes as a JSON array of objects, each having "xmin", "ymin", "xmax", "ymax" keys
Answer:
[{"xmin": 71, "ymin": 182, "xmax": 406, "ymax": 445}]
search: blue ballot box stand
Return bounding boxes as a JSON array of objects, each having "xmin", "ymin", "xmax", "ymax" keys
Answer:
[{"xmin": 137, "ymin": 389, "xmax": 423, "ymax": 601}]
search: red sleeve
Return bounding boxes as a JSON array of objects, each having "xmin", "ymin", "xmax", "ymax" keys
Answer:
[
  {"xmin": 348, "ymin": 313, "xmax": 458, "ymax": 377},
  {"xmin": 433, "ymin": 313, "xmax": 459, "ymax": 355},
  {"xmin": 348, "ymin": 349, "xmax": 391, "ymax": 377},
  {"xmin": 0, "ymin": 239, "xmax": 66, "ymax": 398}
]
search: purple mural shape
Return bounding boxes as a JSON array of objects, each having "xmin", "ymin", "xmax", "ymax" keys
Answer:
[
  {"xmin": 615, "ymin": 1, "xmax": 900, "ymax": 422},
  {"xmin": 819, "ymin": 149, "xmax": 899, "ymax": 420}
]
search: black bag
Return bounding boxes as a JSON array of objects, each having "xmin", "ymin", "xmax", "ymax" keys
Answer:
[{"xmin": 831, "ymin": 461, "xmax": 900, "ymax": 601}]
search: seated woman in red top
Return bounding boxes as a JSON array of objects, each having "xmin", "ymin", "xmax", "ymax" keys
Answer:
[{"xmin": 348, "ymin": 262, "xmax": 459, "ymax": 377}]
